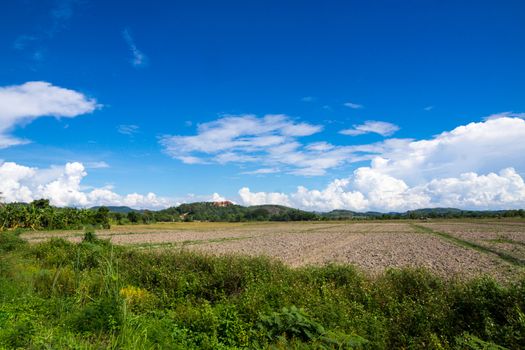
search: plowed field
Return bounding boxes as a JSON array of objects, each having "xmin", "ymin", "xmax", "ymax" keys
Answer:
[{"xmin": 23, "ymin": 220, "xmax": 525, "ymax": 281}]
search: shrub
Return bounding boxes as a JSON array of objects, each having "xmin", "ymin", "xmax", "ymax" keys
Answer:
[
  {"xmin": 1, "ymin": 319, "xmax": 35, "ymax": 348},
  {"xmin": 71, "ymin": 296, "xmax": 123, "ymax": 333},
  {"xmin": 258, "ymin": 306, "xmax": 326, "ymax": 342},
  {"xmin": 120, "ymin": 285, "xmax": 156, "ymax": 312},
  {"xmin": 0, "ymin": 230, "xmax": 27, "ymax": 253},
  {"xmin": 33, "ymin": 266, "xmax": 76, "ymax": 297},
  {"xmin": 31, "ymin": 238, "xmax": 75, "ymax": 267}
]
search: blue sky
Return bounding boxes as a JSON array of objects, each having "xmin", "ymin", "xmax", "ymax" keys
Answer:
[{"xmin": 1, "ymin": 0, "xmax": 525, "ymax": 211}]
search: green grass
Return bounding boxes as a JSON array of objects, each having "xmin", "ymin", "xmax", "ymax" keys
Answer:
[
  {"xmin": 1, "ymin": 229, "xmax": 525, "ymax": 349},
  {"xmin": 486, "ymin": 237, "xmax": 525, "ymax": 247},
  {"xmin": 129, "ymin": 236, "xmax": 254, "ymax": 250}
]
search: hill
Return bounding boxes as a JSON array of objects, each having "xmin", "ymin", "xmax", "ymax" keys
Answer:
[
  {"xmin": 155, "ymin": 202, "xmax": 319, "ymax": 221},
  {"xmin": 90, "ymin": 206, "xmax": 137, "ymax": 214},
  {"xmin": 97, "ymin": 203, "xmax": 525, "ymax": 223}
]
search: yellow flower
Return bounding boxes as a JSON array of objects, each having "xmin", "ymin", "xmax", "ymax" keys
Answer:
[{"xmin": 119, "ymin": 285, "xmax": 153, "ymax": 310}]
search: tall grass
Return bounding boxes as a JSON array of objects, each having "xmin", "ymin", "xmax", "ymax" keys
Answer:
[{"xmin": 0, "ymin": 230, "xmax": 524, "ymax": 349}]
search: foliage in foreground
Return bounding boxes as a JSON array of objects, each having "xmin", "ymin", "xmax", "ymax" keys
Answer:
[{"xmin": 0, "ymin": 230, "xmax": 524, "ymax": 349}]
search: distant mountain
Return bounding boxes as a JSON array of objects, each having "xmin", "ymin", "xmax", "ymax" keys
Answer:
[
  {"xmin": 88, "ymin": 202, "xmax": 524, "ymax": 221},
  {"xmin": 153, "ymin": 202, "xmax": 318, "ymax": 221},
  {"xmin": 90, "ymin": 206, "xmax": 137, "ymax": 214},
  {"xmin": 322, "ymin": 210, "xmax": 358, "ymax": 219},
  {"xmin": 407, "ymin": 208, "xmax": 463, "ymax": 216}
]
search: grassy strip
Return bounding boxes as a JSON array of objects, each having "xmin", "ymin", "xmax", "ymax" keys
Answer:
[
  {"xmin": 486, "ymin": 237, "xmax": 525, "ymax": 247},
  {"xmin": 128, "ymin": 236, "xmax": 254, "ymax": 250},
  {"xmin": 411, "ymin": 224, "xmax": 525, "ymax": 267}
]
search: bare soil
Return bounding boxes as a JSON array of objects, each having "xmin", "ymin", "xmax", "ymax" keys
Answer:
[
  {"xmin": 22, "ymin": 220, "xmax": 525, "ymax": 282},
  {"xmin": 418, "ymin": 220, "xmax": 525, "ymax": 263}
]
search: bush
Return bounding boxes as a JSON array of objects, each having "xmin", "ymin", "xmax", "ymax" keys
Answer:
[
  {"xmin": 1, "ymin": 319, "xmax": 35, "ymax": 348},
  {"xmin": 31, "ymin": 238, "xmax": 75, "ymax": 267},
  {"xmin": 71, "ymin": 296, "xmax": 123, "ymax": 333},
  {"xmin": 258, "ymin": 306, "xmax": 326, "ymax": 342},
  {"xmin": 0, "ymin": 230, "xmax": 27, "ymax": 253},
  {"xmin": 33, "ymin": 266, "xmax": 76, "ymax": 297}
]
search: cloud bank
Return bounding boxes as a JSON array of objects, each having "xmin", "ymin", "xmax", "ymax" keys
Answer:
[
  {"xmin": 2, "ymin": 99, "xmax": 525, "ymax": 212},
  {"xmin": 239, "ymin": 167, "xmax": 525, "ymax": 212},
  {"xmin": 0, "ymin": 81, "xmax": 98, "ymax": 148},
  {"xmin": 0, "ymin": 161, "xmax": 172, "ymax": 209},
  {"xmin": 239, "ymin": 117, "xmax": 525, "ymax": 211}
]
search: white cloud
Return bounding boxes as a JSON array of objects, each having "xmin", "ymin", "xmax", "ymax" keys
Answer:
[
  {"xmin": 239, "ymin": 167, "xmax": 525, "ymax": 212},
  {"xmin": 3, "ymin": 116, "xmax": 524, "ymax": 212},
  {"xmin": 369, "ymin": 117, "xmax": 525, "ymax": 184},
  {"xmin": 0, "ymin": 161, "xmax": 173, "ymax": 209},
  {"xmin": 160, "ymin": 114, "xmax": 359, "ymax": 175},
  {"xmin": 117, "ymin": 124, "xmax": 139, "ymax": 135},
  {"xmin": 340, "ymin": 120, "xmax": 400, "ymax": 137},
  {"xmin": 424, "ymin": 106, "xmax": 434, "ymax": 111},
  {"xmin": 161, "ymin": 114, "xmax": 403, "ymax": 176},
  {"xmin": 343, "ymin": 102, "xmax": 363, "ymax": 109},
  {"xmin": 422, "ymin": 168, "xmax": 525, "ymax": 208},
  {"xmin": 122, "ymin": 28, "xmax": 148, "ymax": 67},
  {"xmin": 483, "ymin": 111, "xmax": 525, "ymax": 121},
  {"xmin": 0, "ymin": 81, "xmax": 98, "ymax": 148},
  {"xmin": 85, "ymin": 161, "xmax": 110, "ymax": 169},
  {"xmin": 238, "ymin": 187, "xmax": 292, "ymax": 207},
  {"xmin": 305, "ymin": 142, "xmax": 334, "ymax": 152},
  {"xmin": 301, "ymin": 96, "xmax": 316, "ymax": 102},
  {"xmin": 239, "ymin": 116, "xmax": 525, "ymax": 211},
  {"xmin": 241, "ymin": 168, "xmax": 280, "ymax": 175}
]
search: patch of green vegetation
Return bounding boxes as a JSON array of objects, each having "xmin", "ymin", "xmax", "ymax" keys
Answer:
[
  {"xmin": 412, "ymin": 224, "xmax": 525, "ymax": 267},
  {"xmin": 1, "ymin": 230, "xmax": 524, "ymax": 349},
  {"xmin": 0, "ymin": 199, "xmax": 111, "ymax": 230},
  {"xmin": 487, "ymin": 237, "xmax": 525, "ymax": 247},
  {"xmin": 129, "ymin": 236, "xmax": 254, "ymax": 250}
]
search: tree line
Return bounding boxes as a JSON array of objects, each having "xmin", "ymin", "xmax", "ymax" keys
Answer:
[
  {"xmin": 1, "ymin": 200, "xmax": 524, "ymax": 230},
  {"xmin": 0, "ymin": 200, "xmax": 111, "ymax": 230}
]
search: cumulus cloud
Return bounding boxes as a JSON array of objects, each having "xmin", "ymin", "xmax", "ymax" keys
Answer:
[
  {"xmin": 0, "ymin": 81, "xmax": 98, "ymax": 148},
  {"xmin": 340, "ymin": 120, "xmax": 400, "ymax": 137},
  {"xmin": 122, "ymin": 28, "xmax": 148, "ymax": 67},
  {"xmin": 0, "ymin": 161, "xmax": 173, "ymax": 209},
  {"xmin": 483, "ymin": 111, "xmax": 525, "ymax": 121},
  {"xmin": 238, "ymin": 187, "xmax": 292, "ymax": 207},
  {"xmin": 239, "ymin": 116, "xmax": 525, "ymax": 211},
  {"xmin": 239, "ymin": 168, "xmax": 525, "ymax": 212},
  {"xmin": 370, "ymin": 117, "xmax": 525, "ymax": 184},
  {"xmin": 0, "ymin": 161, "xmax": 235, "ymax": 210}
]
